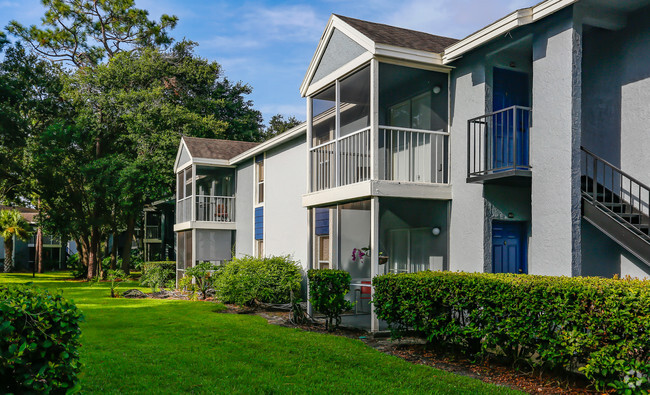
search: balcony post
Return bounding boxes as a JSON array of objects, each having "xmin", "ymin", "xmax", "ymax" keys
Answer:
[
  {"xmin": 370, "ymin": 59, "xmax": 379, "ymax": 180},
  {"xmin": 513, "ymin": 107, "xmax": 517, "ymax": 169},
  {"xmin": 370, "ymin": 196, "xmax": 379, "ymax": 332},
  {"xmin": 191, "ymin": 164, "xmax": 196, "ymax": 222},
  {"xmin": 335, "ymin": 80, "xmax": 341, "ymax": 188},
  {"xmin": 306, "ymin": 98, "xmax": 313, "ymax": 192}
]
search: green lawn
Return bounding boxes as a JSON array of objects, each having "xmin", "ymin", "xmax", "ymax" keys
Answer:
[{"xmin": 1, "ymin": 272, "xmax": 520, "ymax": 394}]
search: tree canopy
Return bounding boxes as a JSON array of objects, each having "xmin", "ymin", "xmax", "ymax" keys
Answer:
[{"xmin": 2, "ymin": 0, "xmax": 268, "ymax": 278}]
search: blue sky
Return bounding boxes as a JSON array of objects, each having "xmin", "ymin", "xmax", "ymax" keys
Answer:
[{"xmin": 0, "ymin": 0, "xmax": 537, "ymax": 125}]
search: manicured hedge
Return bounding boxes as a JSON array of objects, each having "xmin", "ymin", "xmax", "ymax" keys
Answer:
[
  {"xmin": 373, "ymin": 271, "xmax": 650, "ymax": 392},
  {"xmin": 0, "ymin": 285, "xmax": 84, "ymax": 393},
  {"xmin": 217, "ymin": 255, "xmax": 302, "ymax": 305},
  {"xmin": 308, "ymin": 269, "xmax": 353, "ymax": 331}
]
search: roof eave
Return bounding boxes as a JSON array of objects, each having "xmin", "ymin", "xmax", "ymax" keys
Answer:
[
  {"xmin": 442, "ymin": 0, "xmax": 577, "ymax": 63},
  {"xmin": 230, "ymin": 122, "xmax": 307, "ymax": 165}
]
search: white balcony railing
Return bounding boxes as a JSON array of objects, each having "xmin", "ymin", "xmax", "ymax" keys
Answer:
[
  {"xmin": 310, "ymin": 126, "xmax": 449, "ymax": 191},
  {"xmin": 379, "ymin": 126, "xmax": 449, "ymax": 184},
  {"xmin": 340, "ymin": 128, "xmax": 371, "ymax": 187},
  {"xmin": 195, "ymin": 195, "xmax": 235, "ymax": 223},
  {"xmin": 311, "ymin": 140, "xmax": 335, "ymax": 192}
]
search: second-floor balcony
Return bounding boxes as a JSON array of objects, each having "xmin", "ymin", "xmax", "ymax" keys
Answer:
[
  {"xmin": 176, "ymin": 165, "xmax": 236, "ymax": 225},
  {"xmin": 310, "ymin": 125, "xmax": 449, "ymax": 191},
  {"xmin": 467, "ymin": 105, "xmax": 532, "ymax": 185},
  {"xmin": 307, "ymin": 62, "xmax": 450, "ymax": 198}
]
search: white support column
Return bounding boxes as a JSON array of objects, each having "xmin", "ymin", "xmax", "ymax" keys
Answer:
[
  {"xmin": 370, "ymin": 59, "xmax": 379, "ymax": 181},
  {"xmin": 306, "ymin": 208, "xmax": 313, "ymax": 316},
  {"xmin": 370, "ymin": 196, "xmax": 379, "ymax": 332},
  {"xmin": 191, "ymin": 228, "xmax": 196, "ymax": 270},
  {"xmin": 335, "ymin": 80, "xmax": 341, "ymax": 187},
  {"xmin": 306, "ymin": 98, "xmax": 313, "ymax": 193},
  {"xmin": 331, "ymin": 206, "xmax": 339, "ymax": 270},
  {"xmin": 191, "ymin": 164, "xmax": 196, "ymax": 222}
]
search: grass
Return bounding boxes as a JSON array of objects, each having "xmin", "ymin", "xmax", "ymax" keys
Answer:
[{"xmin": 1, "ymin": 271, "xmax": 521, "ymax": 394}]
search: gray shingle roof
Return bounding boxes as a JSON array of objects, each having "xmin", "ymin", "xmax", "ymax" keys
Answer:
[
  {"xmin": 335, "ymin": 15, "xmax": 459, "ymax": 53},
  {"xmin": 183, "ymin": 136, "xmax": 260, "ymax": 161}
]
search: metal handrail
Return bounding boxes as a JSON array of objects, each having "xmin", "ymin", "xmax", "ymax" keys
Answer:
[
  {"xmin": 467, "ymin": 105, "xmax": 532, "ymax": 123},
  {"xmin": 581, "ymin": 147, "xmax": 650, "ymax": 241},
  {"xmin": 467, "ymin": 106, "xmax": 532, "ymax": 178},
  {"xmin": 581, "ymin": 147, "xmax": 650, "ymax": 192}
]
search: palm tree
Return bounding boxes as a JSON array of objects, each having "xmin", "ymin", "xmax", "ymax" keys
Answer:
[{"xmin": 1, "ymin": 209, "xmax": 32, "ymax": 273}]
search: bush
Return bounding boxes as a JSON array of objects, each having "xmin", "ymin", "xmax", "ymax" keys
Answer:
[
  {"xmin": 183, "ymin": 262, "xmax": 221, "ymax": 300},
  {"xmin": 308, "ymin": 269, "xmax": 353, "ymax": 331},
  {"xmin": 140, "ymin": 261, "xmax": 175, "ymax": 292},
  {"xmin": 107, "ymin": 269, "xmax": 127, "ymax": 297},
  {"xmin": 0, "ymin": 285, "xmax": 83, "ymax": 393},
  {"xmin": 216, "ymin": 255, "xmax": 302, "ymax": 306},
  {"xmin": 373, "ymin": 271, "xmax": 650, "ymax": 392},
  {"xmin": 67, "ymin": 253, "xmax": 86, "ymax": 279}
]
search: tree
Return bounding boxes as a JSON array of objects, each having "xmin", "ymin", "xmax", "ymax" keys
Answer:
[
  {"xmin": 0, "ymin": 44, "xmax": 65, "ymax": 205},
  {"xmin": 261, "ymin": 114, "xmax": 302, "ymax": 140},
  {"xmin": 8, "ymin": 0, "xmax": 177, "ymax": 279},
  {"xmin": 0, "ymin": 209, "xmax": 32, "ymax": 273},
  {"xmin": 9, "ymin": 1, "xmax": 264, "ymax": 279},
  {"xmin": 8, "ymin": 0, "xmax": 177, "ymax": 68}
]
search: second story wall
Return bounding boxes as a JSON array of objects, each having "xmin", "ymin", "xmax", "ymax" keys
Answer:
[
  {"xmin": 235, "ymin": 160, "xmax": 255, "ymax": 257},
  {"xmin": 264, "ymin": 135, "xmax": 309, "ymax": 268}
]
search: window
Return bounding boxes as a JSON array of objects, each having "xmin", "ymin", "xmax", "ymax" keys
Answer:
[
  {"xmin": 389, "ymin": 92, "xmax": 432, "ymax": 130},
  {"xmin": 256, "ymin": 240, "xmax": 264, "ymax": 258},
  {"xmin": 255, "ymin": 155, "xmax": 264, "ymax": 204},
  {"xmin": 314, "ymin": 207, "xmax": 331, "ymax": 269},
  {"xmin": 317, "ymin": 236, "xmax": 330, "ymax": 269}
]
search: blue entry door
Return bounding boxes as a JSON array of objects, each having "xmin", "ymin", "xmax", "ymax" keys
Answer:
[
  {"xmin": 492, "ymin": 221, "xmax": 527, "ymax": 274},
  {"xmin": 492, "ymin": 68, "xmax": 530, "ymax": 170}
]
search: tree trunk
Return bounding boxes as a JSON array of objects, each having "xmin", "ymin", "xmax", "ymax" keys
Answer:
[
  {"xmin": 87, "ymin": 227, "xmax": 100, "ymax": 280},
  {"xmin": 36, "ymin": 227, "xmax": 44, "ymax": 273},
  {"xmin": 3, "ymin": 237, "xmax": 13, "ymax": 273},
  {"xmin": 110, "ymin": 231, "xmax": 118, "ymax": 270},
  {"xmin": 121, "ymin": 214, "xmax": 136, "ymax": 275}
]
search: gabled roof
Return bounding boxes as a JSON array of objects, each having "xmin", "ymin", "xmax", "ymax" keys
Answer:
[
  {"xmin": 334, "ymin": 15, "xmax": 458, "ymax": 54},
  {"xmin": 301, "ymin": 14, "xmax": 458, "ymax": 97},
  {"xmin": 182, "ymin": 137, "xmax": 259, "ymax": 161}
]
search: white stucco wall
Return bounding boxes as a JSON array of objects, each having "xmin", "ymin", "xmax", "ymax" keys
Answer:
[
  {"xmin": 529, "ymin": 13, "xmax": 581, "ymax": 276},
  {"xmin": 235, "ymin": 160, "xmax": 254, "ymax": 257},
  {"xmin": 264, "ymin": 135, "xmax": 309, "ymax": 270},
  {"xmin": 448, "ymin": 54, "xmax": 486, "ymax": 272}
]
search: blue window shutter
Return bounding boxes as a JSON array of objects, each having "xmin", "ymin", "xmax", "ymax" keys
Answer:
[
  {"xmin": 315, "ymin": 208, "xmax": 329, "ymax": 235},
  {"xmin": 255, "ymin": 207, "xmax": 264, "ymax": 240}
]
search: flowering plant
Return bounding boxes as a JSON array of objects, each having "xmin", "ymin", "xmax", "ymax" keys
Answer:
[
  {"xmin": 351, "ymin": 247, "xmax": 369, "ymax": 261},
  {"xmin": 351, "ymin": 247, "xmax": 385, "ymax": 261}
]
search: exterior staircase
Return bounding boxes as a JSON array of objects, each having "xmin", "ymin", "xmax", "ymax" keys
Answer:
[{"xmin": 581, "ymin": 147, "xmax": 650, "ymax": 265}]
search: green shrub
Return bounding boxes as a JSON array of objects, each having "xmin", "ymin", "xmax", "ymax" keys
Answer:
[
  {"xmin": 216, "ymin": 255, "xmax": 302, "ymax": 306},
  {"xmin": 183, "ymin": 262, "xmax": 221, "ymax": 300},
  {"xmin": 0, "ymin": 285, "xmax": 83, "ymax": 393},
  {"xmin": 373, "ymin": 271, "xmax": 650, "ymax": 392},
  {"xmin": 139, "ymin": 261, "xmax": 175, "ymax": 292},
  {"xmin": 308, "ymin": 269, "xmax": 353, "ymax": 331},
  {"xmin": 107, "ymin": 269, "xmax": 127, "ymax": 298},
  {"xmin": 67, "ymin": 253, "xmax": 86, "ymax": 279}
]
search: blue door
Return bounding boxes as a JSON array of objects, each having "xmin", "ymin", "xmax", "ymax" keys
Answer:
[
  {"xmin": 492, "ymin": 68, "xmax": 530, "ymax": 170},
  {"xmin": 492, "ymin": 221, "xmax": 527, "ymax": 274}
]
